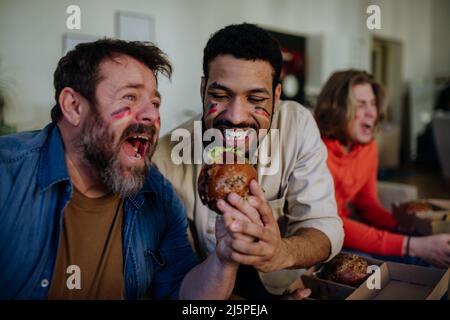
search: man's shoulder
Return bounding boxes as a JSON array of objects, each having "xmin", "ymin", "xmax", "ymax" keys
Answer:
[
  {"xmin": 273, "ymin": 100, "xmax": 317, "ymax": 136},
  {"xmin": 154, "ymin": 114, "xmax": 201, "ymax": 176},
  {"xmin": 158, "ymin": 114, "xmax": 201, "ymax": 148},
  {"xmin": 0, "ymin": 124, "xmax": 53, "ymax": 163},
  {"xmin": 145, "ymin": 164, "xmax": 171, "ymax": 193},
  {"xmin": 277, "ymin": 100, "xmax": 314, "ymax": 121},
  {"xmin": 143, "ymin": 165, "xmax": 188, "ymax": 218},
  {"xmin": 145, "ymin": 164, "xmax": 188, "ymax": 199}
]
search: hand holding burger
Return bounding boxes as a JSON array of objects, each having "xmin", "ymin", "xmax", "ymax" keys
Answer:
[{"xmin": 198, "ymin": 147, "xmax": 291, "ymax": 272}]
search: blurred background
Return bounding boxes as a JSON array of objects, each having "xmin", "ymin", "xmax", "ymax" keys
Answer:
[{"xmin": 1, "ymin": 0, "xmax": 449, "ymax": 196}]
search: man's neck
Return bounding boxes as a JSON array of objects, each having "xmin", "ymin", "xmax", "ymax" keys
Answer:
[
  {"xmin": 58, "ymin": 122, "xmax": 110, "ymax": 199},
  {"xmin": 65, "ymin": 152, "xmax": 109, "ymax": 199},
  {"xmin": 342, "ymin": 143, "xmax": 353, "ymax": 154}
]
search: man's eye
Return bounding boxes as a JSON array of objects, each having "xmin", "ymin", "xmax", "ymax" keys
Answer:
[
  {"xmin": 210, "ymin": 93, "xmax": 228, "ymax": 100},
  {"xmin": 152, "ymin": 101, "xmax": 161, "ymax": 109},
  {"xmin": 249, "ymin": 97, "xmax": 266, "ymax": 103},
  {"xmin": 124, "ymin": 94, "xmax": 136, "ymax": 101}
]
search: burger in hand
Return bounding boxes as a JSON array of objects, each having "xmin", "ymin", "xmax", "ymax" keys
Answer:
[{"xmin": 198, "ymin": 147, "xmax": 258, "ymax": 214}]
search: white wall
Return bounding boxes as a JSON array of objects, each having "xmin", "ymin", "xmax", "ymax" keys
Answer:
[
  {"xmin": 432, "ymin": 0, "xmax": 450, "ymax": 79},
  {"xmin": 0, "ymin": 0, "xmax": 449, "ymax": 135}
]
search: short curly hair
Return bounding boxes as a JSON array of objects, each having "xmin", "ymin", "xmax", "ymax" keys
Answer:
[
  {"xmin": 314, "ymin": 70, "xmax": 386, "ymax": 142},
  {"xmin": 51, "ymin": 38, "xmax": 172, "ymax": 123},
  {"xmin": 202, "ymin": 23, "xmax": 282, "ymax": 91}
]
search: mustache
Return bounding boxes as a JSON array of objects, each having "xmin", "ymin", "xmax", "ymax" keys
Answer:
[
  {"xmin": 212, "ymin": 118, "xmax": 258, "ymax": 131},
  {"xmin": 120, "ymin": 123, "xmax": 157, "ymax": 141}
]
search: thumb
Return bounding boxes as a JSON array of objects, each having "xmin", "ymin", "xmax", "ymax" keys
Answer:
[
  {"xmin": 285, "ymin": 288, "xmax": 312, "ymax": 300},
  {"xmin": 249, "ymin": 180, "xmax": 275, "ymax": 226}
]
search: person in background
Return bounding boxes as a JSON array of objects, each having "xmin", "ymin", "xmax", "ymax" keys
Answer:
[{"xmin": 314, "ymin": 70, "xmax": 450, "ymax": 268}]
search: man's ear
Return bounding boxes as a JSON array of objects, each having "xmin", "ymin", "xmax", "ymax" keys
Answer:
[
  {"xmin": 58, "ymin": 87, "xmax": 84, "ymax": 126},
  {"xmin": 274, "ymin": 83, "xmax": 282, "ymax": 106},
  {"xmin": 200, "ymin": 77, "xmax": 206, "ymax": 102}
]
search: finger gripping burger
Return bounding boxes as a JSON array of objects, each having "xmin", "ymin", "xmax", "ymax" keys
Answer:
[{"xmin": 198, "ymin": 147, "xmax": 257, "ymax": 214}]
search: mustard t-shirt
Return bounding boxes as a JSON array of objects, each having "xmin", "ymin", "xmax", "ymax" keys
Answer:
[{"xmin": 48, "ymin": 187, "xmax": 124, "ymax": 299}]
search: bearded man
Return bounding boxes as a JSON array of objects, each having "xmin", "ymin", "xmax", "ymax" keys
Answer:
[{"xmin": 0, "ymin": 39, "xmax": 240, "ymax": 300}]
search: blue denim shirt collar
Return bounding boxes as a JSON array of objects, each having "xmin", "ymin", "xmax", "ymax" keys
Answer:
[
  {"xmin": 37, "ymin": 124, "xmax": 70, "ymax": 192},
  {"xmin": 126, "ymin": 169, "xmax": 158, "ymax": 209}
]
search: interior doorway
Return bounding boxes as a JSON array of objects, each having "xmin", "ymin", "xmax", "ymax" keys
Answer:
[{"xmin": 371, "ymin": 37, "xmax": 404, "ymax": 169}]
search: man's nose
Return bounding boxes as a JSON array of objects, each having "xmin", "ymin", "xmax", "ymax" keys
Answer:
[
  {"xmin": 365, "ymin": 104, "xmax": 377, "ymax": 119},
  {"xmin": 224, "ymin": 97, "xmax": 249, "ymax": 125},
  {"xmin": 135, "ymin": 99, "xmax": 159, "ymax": 125}
]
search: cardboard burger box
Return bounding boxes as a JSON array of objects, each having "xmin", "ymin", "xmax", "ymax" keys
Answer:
[
  {"xmin": 393, "ymin": 198, "xmax": 450, "ymax": 235},
  {"xmin": 300, "ymin": 257, "xmax": 384, "ymax": 300},
  {"xmin": 347, "ymin": 262, "xmax": 449, "ymax": 300},
  {"xmin": 301, "ymin": 256, "xmax": 449, "ymax": 300}
]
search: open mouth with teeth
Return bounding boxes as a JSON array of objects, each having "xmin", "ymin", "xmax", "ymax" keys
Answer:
[
  {"xmin": 361, "ymin": 123, "xmax": 374, "ymax": 134},
  {"xmin": 214, "ymin": 127, "xmax": 260, "ymax": 156},
  {"xmin": 224, "ymin": 129, "xmax": 248, "ymax": 140},
  {"xmin": 121, "ymin": 135, "xmax": 150, "ymax": 161},
  {"xmin": 219, "ymin": 128, "xmax": 253, "ymax": 146}
]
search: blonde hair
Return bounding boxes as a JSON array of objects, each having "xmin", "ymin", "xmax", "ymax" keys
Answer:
[{"xmin": 314, "ymin": 70, "xmax": 386, "ymax": 143}]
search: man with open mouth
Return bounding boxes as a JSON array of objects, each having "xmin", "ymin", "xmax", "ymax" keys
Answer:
[
  {"xmin": 315, "ymin": 70, "xmax": 450, "ymax": 269},
  {"xmin": 0, "ymin": 39, "xmax": 241, "ymax": 300},
  {"xmin": 154, "ymin": 23, "xmax": 344, "ymax": 299}
]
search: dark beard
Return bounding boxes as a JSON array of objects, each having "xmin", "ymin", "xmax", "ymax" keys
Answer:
[{"xmin": 77, "ymin": 111, "xmax": 157, "ymax": 197}]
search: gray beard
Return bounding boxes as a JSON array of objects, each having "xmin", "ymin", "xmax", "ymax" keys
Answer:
[{"xmin": 76, "ymin": 112, "xmax": 155, "ymax": 198}]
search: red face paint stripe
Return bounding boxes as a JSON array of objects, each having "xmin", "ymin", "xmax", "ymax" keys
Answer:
[
  {"xmin": 254, "ymin": 109, "xmax": 270, "ymax": 118},
  {"xmin": 111, "ymin": 110, "xmax": 131, "ymax": 119},
  {"xmin": 206, "ymin": 107, "xmax": 218, "ymax": 116}
]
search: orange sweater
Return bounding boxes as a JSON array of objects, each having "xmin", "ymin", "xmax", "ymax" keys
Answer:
[{"xmin": 323, "ymin": 138, "xmax": 405, "ymax": 256}]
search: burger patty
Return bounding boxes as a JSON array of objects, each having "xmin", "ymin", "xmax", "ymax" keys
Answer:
[
  {"xmin": 198, "ymin": 162, "xmax": 258, "ymax": 214},
  {"xmin": 321, "ymin": 253, "xmax": 370, "ymax": 287}
]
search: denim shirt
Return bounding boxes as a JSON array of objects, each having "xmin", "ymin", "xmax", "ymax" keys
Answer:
[{"xmin": 0, "ymin": 123, "xmax": 198, "ymax": 299}]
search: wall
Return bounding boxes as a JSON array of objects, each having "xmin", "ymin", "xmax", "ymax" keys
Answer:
[
  {"xmin": 431, "ymin": 0, "xmax": 450, "ymax": 79},
  {"xmin": 0, "ymin": 0, "xmax": 449, "ymax": 135}
]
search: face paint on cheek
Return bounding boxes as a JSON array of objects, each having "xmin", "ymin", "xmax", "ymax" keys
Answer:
[
  {"xmin": 254, "ymin": 107, "xmax": 270, "ymax": 119},
  {"xmin": 111, "ymin": 108, "xmax": 132, "ymax": 120},
  {"xmin": 154, "ymin": 117, "xmax": 161, "ymax": 131},
  {"xmin": 147, "ymin": 117, "xmax": 160, "ymax": 146},
  {"xmin": 205, "ymin": 103, "xmax": 218, "ymax": 117},
  {"xmin": 110, "ymin": 108, "xmax": 134, "ymax": 130}
]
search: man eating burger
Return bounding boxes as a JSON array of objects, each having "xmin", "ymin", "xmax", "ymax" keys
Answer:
[{"xmin": 154, "ymin": 23, "xmax": 344, "ymax": 299}]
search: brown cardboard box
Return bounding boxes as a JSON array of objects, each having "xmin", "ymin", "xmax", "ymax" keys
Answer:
[
  {"xmin": 300, "ymin": 257, "xmax": 384, "ymax": 300},
  {"xmin": 300, "ymin": 256, "xmax": 449, "ymax": 300},
  {"xmin": 301, "ymin": 275, "xmax": 354, "ymax": 300},
  {"xmin": 347, "ymin": 262, "xmax": 449, "ymax": 300},
  {"xmin": 393, "ymin": 199, "xmax": 450, "ymax": 235}
]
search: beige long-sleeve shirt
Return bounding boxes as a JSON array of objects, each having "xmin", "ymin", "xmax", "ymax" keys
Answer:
[{"xmin": 153, "ymin": 100, "xmax": 344, "ymax": 294}]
